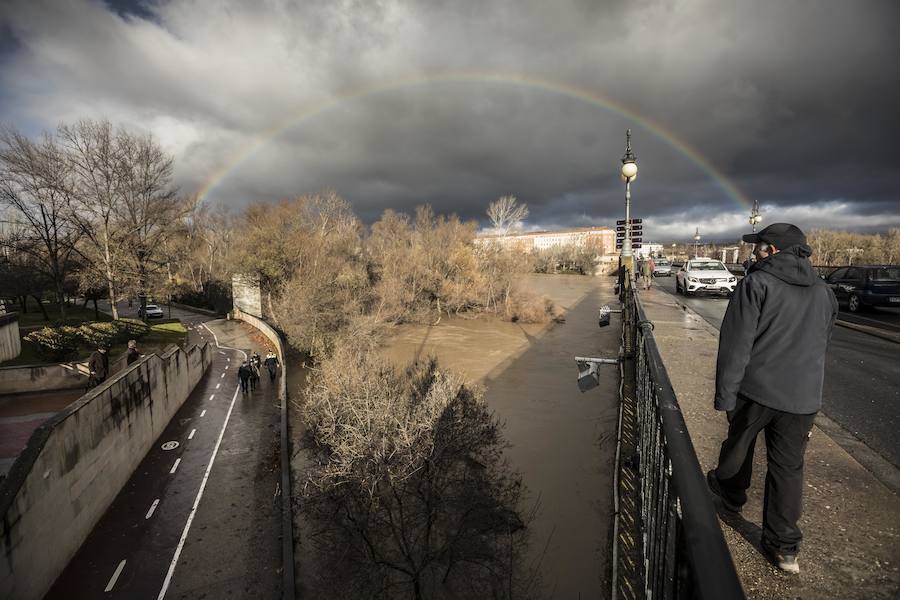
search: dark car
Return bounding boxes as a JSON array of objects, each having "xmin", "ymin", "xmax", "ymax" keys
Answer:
[{"xmin": 825, "ymin": 265, "xmax": 900, "ymax": 312}]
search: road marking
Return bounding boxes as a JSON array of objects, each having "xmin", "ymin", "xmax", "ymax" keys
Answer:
[
  {"xmin": 200, "ymin": 409, "xmax": 206, "ymax": 417},
  {"xmin": 215, "ymin": 383, "xmax": 221, "ymax": 389},
  {"xmin": 188, "ymin": 428, "xmax": 196, "ymax": 440},
  {"xmin": 209, "ymin": 394, "xmax": 215, "ymax": 401},
  {"xmin": 220, "ymin": 373, "xmax": 225, "ymax": 378},
  {"xmin": 169, "ymin": 458, "xmax": 181, "ymax": 474},
  {"xmin": 219, "ymin": 351, "xmax": 226, "ymax": 355},
  {"xmin": 157, "ymin": 385, "xmax": 241, "ymax": 600},
  {"xmin": 145, "ymin": 499, "xmax": 160, "ymax": 519},
  {"xmin": 224, "ymin": 365, "xmax": 229, "ymax": 370},
  {"xmin": 105, "ymin": 559, "xmax": 126, "ymax": 592},
  {"xmin": 226, "ymin": 358, "xmax": 230, "ymax": 362}
]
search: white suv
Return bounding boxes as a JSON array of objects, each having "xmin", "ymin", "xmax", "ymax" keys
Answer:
[{"xmin": 676, "ymin": 259, "xmax": 737, "ymax": 296}]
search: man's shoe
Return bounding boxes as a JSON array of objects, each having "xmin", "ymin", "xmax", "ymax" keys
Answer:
[
  {"xmin": 706, "ymin": 470, "xmax": 742, "ymax": 513},
  {"xmin": 763, "ymin": 544, "xmax": 800, "ymax": 574}
]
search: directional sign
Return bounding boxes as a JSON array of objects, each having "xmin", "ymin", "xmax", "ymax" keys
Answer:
[{"xmin": 616, "ymin": 218, "xmax": 643, "ymax": 225}]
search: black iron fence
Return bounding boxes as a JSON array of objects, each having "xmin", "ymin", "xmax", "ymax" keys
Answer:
[{"xmin": 614, "ymin": 284, "xmax": 744, "ymax": 599}]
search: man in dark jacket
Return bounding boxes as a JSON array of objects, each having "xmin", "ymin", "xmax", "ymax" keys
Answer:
[
  {"xmin": 88, "ymin": 347, "xmax": 109, "ymax": 387},
  {"xmin": 708, "ymin": 223, "xmax": 837, "ymax": 575},
  {"xmin": 237, "ymin": 361, "xmax": 252, "ymax": 393}
]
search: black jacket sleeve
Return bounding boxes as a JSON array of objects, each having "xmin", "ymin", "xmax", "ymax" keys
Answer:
[{"xmin": 715, "ymin": 275, "xmax": 764, "ymax": 411}]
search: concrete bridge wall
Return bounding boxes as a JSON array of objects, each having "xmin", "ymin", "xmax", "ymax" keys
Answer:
[
  {"xmin": 0, "ymin": 342, "xmax": 212, "ymax": 600},
  {"xmin": 0, "ymin": 314, "xmax": 21, "ymax": 363}
]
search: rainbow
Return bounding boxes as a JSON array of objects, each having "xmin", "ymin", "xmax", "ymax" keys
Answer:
[{"xmin": 195, "ymin": 71, "xmax": 752, "ymax": 209}]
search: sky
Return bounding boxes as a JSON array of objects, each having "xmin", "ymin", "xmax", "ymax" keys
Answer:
[{"xmin": 1, "ymin": 0, "xmax": 898, "ymax": 242}]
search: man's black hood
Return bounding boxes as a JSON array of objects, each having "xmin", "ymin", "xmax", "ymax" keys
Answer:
[{"xmin": 748, "ymin": 244, "xmax": 819, "ymax": 286}]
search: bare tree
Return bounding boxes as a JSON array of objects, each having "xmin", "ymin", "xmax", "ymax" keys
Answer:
[
  {"xmin": 115, "ymin": 131, "xmax": 188, "ymax": 305},
  {"xmin": 300, "ymin": 350, "xmax": 536, "ymax": 600},
  {"xmin": 0, "ymin": 128, "xmax": 81, "ymax": 320},
  {"xmin": 487, "ymin": 195, "xmax": 528, "ymax": 236}
]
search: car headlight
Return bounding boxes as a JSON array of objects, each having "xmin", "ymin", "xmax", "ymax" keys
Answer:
[
  {"xmin": 728, "ymin": 277, "xmax": 736, "ymax": 282},
  {"xmin": 688, "ymin": 277, "xmax": 698, "ymax": 283}
]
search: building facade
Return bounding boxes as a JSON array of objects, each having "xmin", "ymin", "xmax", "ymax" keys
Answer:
[{"xmin": 476, "ymin": 226, "xmax": 616, "ymax": 255}]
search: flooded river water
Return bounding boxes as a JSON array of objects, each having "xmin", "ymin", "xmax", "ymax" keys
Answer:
[{"xmin": 289, "ymin": 274, "xmax": 621, "ymax": 598}]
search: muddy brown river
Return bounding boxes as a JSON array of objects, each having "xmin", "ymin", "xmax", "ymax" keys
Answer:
[{"xmin": 290, "ymin": 274, "xmax": 621, "ymax": 598}]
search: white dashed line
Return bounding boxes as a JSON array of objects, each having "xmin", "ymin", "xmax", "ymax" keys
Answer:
[
  {"xmin": 224, "ymin": 365, "xmax": 229, "ymax": 370},
  {"xmin": 219, "ymin": 351, "xmax": 226, "ymax": 355},
  {"xmin": 145, "ymin": 499, "xmax": 160, "ymax": 519},
  {"xmin": 169, "ymin": 458, "xmax": 181, "ymax": 474},
  {"xmin": 105, "ymin": 560, "xmax": 126, "ymax": 592},
  {"xmin": 226, "ymin": 358, "xmax": 230, "ymax": 362},
  {"xmin": 215, "ymin": 383, "xmax": 221, "ymax": 389},
  {"xmin": 200, "ymin": 409, "xmax": 206, "ymax": 417},
  {"xmin": 220, "ymin": 373, "xmax": 225, "ymax": 378},
  {"xmin": 188, "ymin": 428, "xmax": 196, "ymax": 440},
  {"xmin": 209, "ymin": 394, "xmax": 215, "ymax": 401},
  {"xmin": 157, "ymin": 384, "xmax": 241, "ymax": 600}
]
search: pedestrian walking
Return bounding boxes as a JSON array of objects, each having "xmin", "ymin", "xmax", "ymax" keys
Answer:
[
  {"xmin": 707, "ymin": 223, "xmax": 838, "ymax": 575},
  {"xmin": 238, "ymin": 361, "xmax": 252, "ymax": 393},
  {"xmin": 640, "ymin": 257, "xmax": 654, "ymax": 290},
  {"xmin": 88, "ymin": 346, "xmax": 109, "ymax": 387},
  {"xmin": 249, "ymin": 358, "xmax": 260, "ymax": 391},
  {"xmin": 126, "ymin": 340, "xmax": 140, "ymax": 365},
  {"xmin": 264, "ymin": 350, "xmax": 279, "ymax": 382}
]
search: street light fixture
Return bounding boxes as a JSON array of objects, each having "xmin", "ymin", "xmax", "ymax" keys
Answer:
[
  {"xmin": 749, "ymin": 199, "xmax": 762, "ymax": 233},
  {"xmin": 693, "ymin": 227, "xmax": 701, "ymax": 258},
  {"xmin": 620, "ymin": 129, "xmax": 638, "ymax": 272}
]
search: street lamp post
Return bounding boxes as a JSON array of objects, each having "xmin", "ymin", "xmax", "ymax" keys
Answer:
[
  {"xmin": 693, "ymin": 227, "xmax": 701, "ymax": 258},
  {"xmin": 620, "ymin": 129, "xmax": 638, "ymax": 276}
]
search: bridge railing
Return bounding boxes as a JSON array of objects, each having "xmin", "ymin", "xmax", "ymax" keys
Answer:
[{"xmin": 619, "ymin": 284, "xmax": 744, "ymax": 599}]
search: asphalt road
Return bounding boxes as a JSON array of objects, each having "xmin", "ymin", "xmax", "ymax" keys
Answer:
[
  {"xmin": 44, "ymin": 313, "xmax": 282, "ymax": 599},
  {"xmin": 652, "ymin": 275, "xmax": 900, "ymax": 469}
]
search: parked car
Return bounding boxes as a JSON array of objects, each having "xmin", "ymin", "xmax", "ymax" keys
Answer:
[
  {"xmin": 675, "ymin": 258, "xmax": 737, "ymax": 296},
  {"xmin": 138, "ymin": 304, "xmax": 165, "ymax": 318},
  {"xmin": 824, "ymin": 265, "xmax": 900, "ymax": 312},
  {"xmin": 653, "ymin": 258, "xmax": 673, "ymax": 277}
]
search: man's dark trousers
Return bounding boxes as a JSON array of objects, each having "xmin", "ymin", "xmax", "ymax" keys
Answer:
[{"xmin": 713, "ymin": 395, "xmax": 816, "ymax": 554}]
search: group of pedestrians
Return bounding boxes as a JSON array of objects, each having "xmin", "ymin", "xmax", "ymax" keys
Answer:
[
  {"xmin": 237, "ymin": 349, "xmax": 279, "ymax": 393},
  {"xmin": 638, "ymin": 256, "xmax": 656, "ymax": 290},
  {"xmin": 87, "ymin": 339, "xmax": 142, "ymax": 387}
]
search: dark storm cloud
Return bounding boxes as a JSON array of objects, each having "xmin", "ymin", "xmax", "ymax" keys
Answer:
[{"xmin": 1, "ymin": 0, "xmax": 898, "ymax": 241}]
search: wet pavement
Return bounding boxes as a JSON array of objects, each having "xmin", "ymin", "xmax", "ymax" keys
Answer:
[
  {"xmin": 43, "ymin": 317, "xmax": 282, "ymax": 599},
  {"xmin": 379, "ymin": 274, "xmax": 622, "ymax": 598},
  {"xmin": 653, "ymin": 276, "xmax": 900, "ymax": 469},
  {"xmin": 0, "ymin": 389, "xmax": 83, "ymax": 478}
]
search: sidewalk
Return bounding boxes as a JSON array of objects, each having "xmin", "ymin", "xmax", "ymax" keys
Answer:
[{"xmin": 637, "ymin": 286, "xmax": 900, "ymax": 599}]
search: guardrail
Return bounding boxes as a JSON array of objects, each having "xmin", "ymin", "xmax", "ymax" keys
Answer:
[{"xmin": 616, "ymin": 283, "xmax": 744, "ymax": 599}]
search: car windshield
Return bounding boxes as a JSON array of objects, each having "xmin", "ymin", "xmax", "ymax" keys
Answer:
[
  {"xmin": 147, "ymin": 305, "xmax": 159, "ymax": 310},
  {"xmin": 655, "ymin": 260, "xmax": 670, "ymax": 265},
  {"xmin": 871, "ymin": 267, "xmax": 900, "ymax": 281},
  {"xmin": 690, "ymin": 261, "xmax": 727, "ymax": 271}
]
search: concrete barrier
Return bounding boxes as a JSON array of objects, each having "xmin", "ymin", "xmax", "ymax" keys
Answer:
[
  {"xmin": 230, "ymin": 307, "xmax": 295, "ymax": 600},
  {"xmin": 0, "ymin": 352, "xmax": 130, "ymax": 396},
  {"xmin": 0, "ymin": 314, "xmax": 21, "ymax": 363},
  {"xmin": 0, "ymin": 342, "xmax": 211, "ymax": 600}
]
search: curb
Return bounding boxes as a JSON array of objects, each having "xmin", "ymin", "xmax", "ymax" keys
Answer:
[
  {"xmin": 169, "ymin": 302, "xmax": 224, "ymax": 318},
  {"xmin": 835, "ymin": 319, "xmax": 900, "ymax": 344}
]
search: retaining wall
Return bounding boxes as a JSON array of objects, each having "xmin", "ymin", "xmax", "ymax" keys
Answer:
[
  {"xmin": 0, "ymin": 314, "xmax": 20, "ymax": 363},
  {"xmin": 0, "ymin": 352, "xmax": 129, "ymax": 396},
  {"xmin": 0, "ymin": 342, "xmax": 211, "ymax": 600}
]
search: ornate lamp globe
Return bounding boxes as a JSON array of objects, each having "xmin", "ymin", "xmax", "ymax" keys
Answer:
[{"xmin": 621, "ymin": 161, "xmax": 638, "ymax": 182}]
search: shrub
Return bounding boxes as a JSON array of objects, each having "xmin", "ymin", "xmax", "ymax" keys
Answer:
[
  {"xmin": 24, "ymin": 326, "xmax": 82, "ymax": 361},
  {"xmin": 78, "ymin": 321, "xmax": 129, "ymax": 348}
]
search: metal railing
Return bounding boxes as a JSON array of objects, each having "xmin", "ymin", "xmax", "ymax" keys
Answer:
[{"xmin": 615, "ymin": 283, "xmax": 744, "ymax": 599}]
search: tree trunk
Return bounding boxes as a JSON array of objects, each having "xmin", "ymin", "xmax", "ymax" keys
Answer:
[
  {"xmin": 20, "ymin": 296, "xmax": 28, "ymax": 313},
  {"xmin": 102, "ymin": 229, "xmax": 119, "ymax": 320},
  {"xmin": 33, "ymin": 294, "xmax": 49, "ymax": 320},
  {"xmin": 93, "ymin": 298, "xmax": 99, "ymax": 320},
  {"xmin": 56, "ymin": 280, "xmax": 67, "ymax": 322}
]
